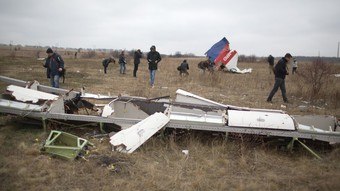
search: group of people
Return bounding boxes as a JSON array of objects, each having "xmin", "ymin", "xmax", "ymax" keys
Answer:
[
  {"xmin": 43, "ymin": 46, "xmax": 297, "ymax": 104},
  {"xmin": 43, "ymin": 45, "xmax": 162, "ymax": 88}
]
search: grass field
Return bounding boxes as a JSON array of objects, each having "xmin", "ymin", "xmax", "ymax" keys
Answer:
[{"xmin": 0, "ymin": 49, "xmax": 340, "ymax": 190}]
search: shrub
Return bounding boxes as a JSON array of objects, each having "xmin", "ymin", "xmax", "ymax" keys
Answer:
[{"xmin": 298, "ymin": 58, "xmax": 333, "ymax": 101}]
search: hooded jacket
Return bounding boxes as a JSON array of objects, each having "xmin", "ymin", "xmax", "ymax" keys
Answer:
[
  {"xmin": 274, "ymin": 57, "xmax": 289, "ymax": 79},
  {"xmin": 147, "ymin": 51, "xmax": 161, "ymax": 70},
  {"xmin": 44, "ymin": 53, "xmax": 64, "ymax": 76}
]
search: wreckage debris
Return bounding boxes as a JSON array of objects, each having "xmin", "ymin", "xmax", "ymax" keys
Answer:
[
  {"xmin": 110, "ymin": 112, "xmax": 170, "ymax": 153},
  {"xmin": 0, "ymin": 75, "xmax": 340, "ymax": 158},
  {"xmin": 205, "ymin": 37, "xmax": 252, "ymax": 74},
  {"xmin": 41, "ymin": 130, "xmax": 94, "ymax": 160}
]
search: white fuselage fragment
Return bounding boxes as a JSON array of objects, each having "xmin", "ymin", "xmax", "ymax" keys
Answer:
[
  {"xmin": 228, "ymin": 110, "xmax": 295, "ymax": 130},
  {"xmin": 110, "ymin": 112, "xmax": 170, "ymax": 153},
  {"xmin": 0, "ymin": 99, "xmax": 45, "ymax": 111},
  {"xmin": 7, "ymin": 85, "xmax": 59, "ymax": 103}
]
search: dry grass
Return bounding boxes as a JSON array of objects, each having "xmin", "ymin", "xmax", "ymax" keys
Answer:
[{"xmin": 0, "ymin": 48, "xmax": 340, "ymax": 190}]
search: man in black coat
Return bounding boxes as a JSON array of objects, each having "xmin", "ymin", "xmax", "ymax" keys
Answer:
[
  {"xmin": 267, "ymin": 53, "xmax": 292, "ymax": 103},
  {"xmin": 102, "ymin": 57, "xmax": 115, "ymax": 74},
  {"xmin": 147, "ymin": 45, "xmax": 161, "ymax": 88},
  {"xmin": 43, "ymin": 48, "xmax": 64, "ymax": 88},
  {"xmin": 133, "ymin": 49, "xmax": 142, "ymax": 77}
]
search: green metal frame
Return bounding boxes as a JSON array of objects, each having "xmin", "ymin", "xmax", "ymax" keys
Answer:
[
  {"xmin": 287, "ymin": 137, "xmax": 322, "ymax": 159},
  {"xmin": 42, "ymin": 130, "xmax": 93, "ymax": 160}
]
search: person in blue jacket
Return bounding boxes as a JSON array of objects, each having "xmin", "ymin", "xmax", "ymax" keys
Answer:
[{"xmin": 43, "ymin": 48, "xmax": 64, "ymax": 88}]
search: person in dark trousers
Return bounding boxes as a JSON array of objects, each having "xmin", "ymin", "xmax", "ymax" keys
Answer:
[
  {"xmin": 292, "ymin": 59, "xmax": 298, "ymax": 74},
  {"xmin": 267, "ymin": 53, "xmax": 292, "ymax": 103},
  {"xmin": 147, "ymin": 45, "xmax": 161, "ymax": 88},
  {"xmin": 43, "ymin": 48, "xmax": 64, "ymax": 88},
  {"xmin": 267, "ymin": 55, "xmax": 275, "ymax": 74},
  {"xmin": 119, "ymin": 51, "xmax": 127, "ymax": 74},
  {"xmin": 178, "ymin": 59, "xmax": 189, "ymax": 76},
  {"xmin": 133, "ymin": 49, "xmax": 142, "ymax": 77},
  {"xmin": 102, "ymin": 56, "xmax": 115, "ymax": 74}
]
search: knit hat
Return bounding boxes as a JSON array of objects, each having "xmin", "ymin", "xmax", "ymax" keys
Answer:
[
  {"xmin": 46, "ymin": 48, "xmax": 53, "ymax": 53},
  {"xmin": 285, "ymin": 53, "xmax": 292, "ymax": 58}
]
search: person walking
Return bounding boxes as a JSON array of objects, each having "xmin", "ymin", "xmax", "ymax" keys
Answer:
[
  {"xmin": 267, "ymin": 53, "xmax": 292, "ymax": 103},
  {"xmin": 119, "ymin": 51, "xmax": 126, "ymax": 74},
  {"xmin": 292, "ymin": 59, "xmax": 298, "ymax": 74},
  {"xmin": 43, "ymin": 48, "xmax": 65, "ymax": 88},
  {"xmin": 178, "ymin": 59, "xmax": 189, "ymax": 76},
  {"xmin": 147, "ymin": 45, "xmax": 161, "ymax": 88},
  {"xmin": 133, "ymin": 49, "xmax": 142, "ymax": 77},
  {"xmin": 267, "ymin": 55, "xmax": 275, "ymax": 74},
  {"xmin": 102, "ymin": 56, "xmax": 115, "ymax": 74}
]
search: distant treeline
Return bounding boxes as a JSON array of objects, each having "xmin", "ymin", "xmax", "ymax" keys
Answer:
[
  {"xmin": 1, "ymin": 44, "xmax": 340, "ymax": 63},
  {"xmin": 238, "ymin": 54, "xmax": 340, "ymax": 63}
]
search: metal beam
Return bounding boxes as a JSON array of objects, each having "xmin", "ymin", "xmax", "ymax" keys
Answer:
[{"xmin": 1, "ymin": 105, "xmax": 339, "ymax": 143}]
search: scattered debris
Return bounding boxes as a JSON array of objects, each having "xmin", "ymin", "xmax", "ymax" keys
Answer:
[
  {"xmin": 182, "ymin": 150, "xmax": 189, "ymax": 156},
  {"xmin": 110, "ymin": 112, "xmax": 170, "ymax": 153},
  {"xmin": 0, "ymin": 75, "xmax": 340, "ymax": 159},
  {"xmin": 41, "ymin": 130, "xmax": 94, "ymax": 160},
  {"xmin": 298, "ymin": 105, "xmax": 308, "ymax": 112},
  {"xmin": 6, "ymin": 85, "xmax": 58, "ymax": 103},
  {"xmin": 205, "ymin": 37, "xmax": 252, "ymax": 74}
]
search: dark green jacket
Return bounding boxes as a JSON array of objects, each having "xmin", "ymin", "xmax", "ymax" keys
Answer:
[{"xmin": 147, "ymin": 51, "xmax": 161, "ymax": 70}]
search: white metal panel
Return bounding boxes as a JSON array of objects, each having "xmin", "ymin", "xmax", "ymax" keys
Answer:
[
  {"xmin": 110, "ymin": 112, "xmax": 170, "ymax": 153},
  {"xmin": 80, "ymin": 93, "xmax": 113, "ymax": 99},
  {"xmin": 293, "ymin": 115, "xmax": 337, "ymax": 131},
  {"xmin": 175, "ymin": 89, "xmax": 228, "ymax": 107},
  {"xmin": 0, "ymin": 99, "xmax": 44, "ymax": 111},
  {"xmin": 48, "ymin": 97, "xmax": 65, "ymax": 113},
  {"xmin": 7, "ymin": 85, "xmax": 58, "ymax": 103},
  {"xmin": 101, "ymin": 99, "xmax": 117, "ymax": 117},
  {"xmin": 175, "ymin": 89, "xmax": 284, "ymax": 113},
  {"xmin": 228, "ymin": 110, "xmax": 295, "ymax": 130},
  {"xmin": 111, "ymin": 101, "xmax": 149, "ymax": 119},
  {"xmin": 170, "ymin": 112, "xmax": 224, "ymax": 124},
  {"xmin": 297, "ymin": 124, "xmax": 335, "ymax": 133}
]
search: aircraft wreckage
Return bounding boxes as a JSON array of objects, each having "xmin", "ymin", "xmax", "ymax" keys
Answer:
[{"xmin": 0, "ymin": 75, "xmax": 339, "ymax": 158}]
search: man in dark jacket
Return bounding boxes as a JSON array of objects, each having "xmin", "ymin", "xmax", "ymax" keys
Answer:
[
  {"xmin": 147, "ymin": 45, "xmax": 161, "ymax": 88},
  {"xmin": 133, "ymin": 49, "xmax": 142, "ymax": 77},
  {"xmin": 119, "ymin": 51, "xmax": 127, "ymax": 74},
  {"xmin": 178, "ymin": 59, "xmax": 189, "ymax": 76},
  {"xmin": 267, "ymin": 53, "xmax": 292, "ymax": 103},
  {"xmin": 267, "ymin": 55, "xmax": 275, "ymax": 74},
  {"xmin": 102, "ymin": 56, "xmax": 115, "ymax": 74},
  {"xmin": 43, "ymin": 48, "xmax": 64, "ymax": 88}
]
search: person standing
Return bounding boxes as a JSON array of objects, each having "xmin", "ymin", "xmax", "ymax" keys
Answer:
[
  {"xmin": 147, "ymin": 45, "xmax": 161, "ymax": 88},
  {"xmin": 178, "ymin": 59, "xmax": 189, "ymax": 76},
  {"xmin": 133, "ymin": 49, "xmax": 142, "ymax": 77},
  {"xmin": 119, "ymin": 51, "xmax": 126, "ymax": 74},
  {"xmin": 292, "ymin": 59, "xmax": 298, "ymax": 74},
  {"xmin": 43, "ymin": 48, "xmax": 64, "ymax": 88},
  {"xmin": 267, "ymin": 55, "xmax": 275, "ymax": 74},
  {"xmin": 102, "ymin": 56, "xmax": 115, "ymax": 74},
  {"xmin": 267, "ymin": 53, "xmax": 292, "ymax": 103}
]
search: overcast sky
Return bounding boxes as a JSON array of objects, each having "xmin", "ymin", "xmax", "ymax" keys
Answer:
[{"xmin": 0, "ymin": 0, "xmax": 339, "ymax": 57}]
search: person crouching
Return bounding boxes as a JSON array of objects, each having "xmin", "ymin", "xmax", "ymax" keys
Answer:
[{"xmin": 177, "ymin": 60, "xmax": 189, "ymax": 76}]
